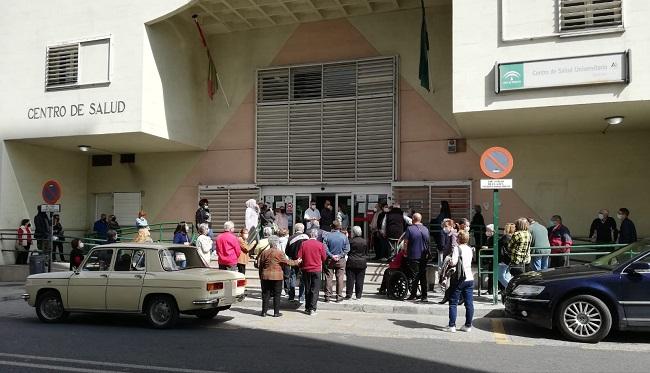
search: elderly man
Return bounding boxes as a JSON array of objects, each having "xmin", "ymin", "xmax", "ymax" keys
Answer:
[
  {"xmin": 589, "ymin": 209, "xmax": 617, "ymax": 244},
  {"xmin": 403, "ymin": 213, "xmax": 431, "ymax": 302},
  {"xmin": 297, "ymin": 229, "xmax": 328, "ymax": 316},
  {"xmin": 323, "ymin": 220, "xmax": 350, "ymax": 303},
  {"xmin": 258, "ymin": 235, "xmax": 301, "ymax": 317},
  {"xmin": 216, "ymin": 221, "xmax": 242, "ymax": 271},
  {"xmin": 286, "ymin": 223, "xmax": 309, "ymax": 302},
  {"xmin": 528, "ymin": 217, "xmax": 551, "ymax": 271},
  {"xmin": 303, "ymin": 201, "xmax": 321, "ymax": 231}
]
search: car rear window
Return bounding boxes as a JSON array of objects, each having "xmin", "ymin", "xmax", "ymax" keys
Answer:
[{"xmin": 159, "ymin": 249, "xmax": 180, "ymax": 271}]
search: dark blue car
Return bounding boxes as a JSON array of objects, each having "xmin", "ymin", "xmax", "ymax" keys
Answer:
[{"xmin": 504, "ymin": 241, "xmax": 650, "ymax": 343}]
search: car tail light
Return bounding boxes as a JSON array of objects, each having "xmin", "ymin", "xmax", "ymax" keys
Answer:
[
  {"xmin": 207, "ymin": 282, "xmax": 224, "ymax": 292},
  {"xmin": 236, "ymin": 279, "xmax": 247, "ymax": 288}
]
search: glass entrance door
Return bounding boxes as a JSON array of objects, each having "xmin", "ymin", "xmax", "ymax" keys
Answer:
[
  {"xmin": 295, "ymin": 194, "xmax": 311, "ymax": 227},
  {"xmin": 335, "ymin": 194, "xmax": 352, "ymax": 232}
]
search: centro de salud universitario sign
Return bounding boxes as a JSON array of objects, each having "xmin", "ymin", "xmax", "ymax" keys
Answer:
[{"xmin": 495, "ymin": 51, "xmax": 630, "ymax": 93}]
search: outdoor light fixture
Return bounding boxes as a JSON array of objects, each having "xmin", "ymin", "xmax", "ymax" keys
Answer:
[
  {"xmin": 602, "ymin": 116, "xmax": 624, "ymax": 134},
  {"xmin": 78, "ymin": 145, "xmax": 91, "ymax": 152}
]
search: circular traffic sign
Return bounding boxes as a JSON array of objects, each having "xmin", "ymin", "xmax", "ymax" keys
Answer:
[
  {"xmin": 42, "ymin": 180, "xmax": 62, "ymax": 204},
  {"xmin": 480, "ymin": 147, "xmax": 514, "ymax": 179}
]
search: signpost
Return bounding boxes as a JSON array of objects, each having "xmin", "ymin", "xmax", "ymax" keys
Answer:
[
  {"xmin": 42, "ymin": 180, "xmax": 62, "ymax": 273},
  {"xmin": 479, "ymin": 147, "xmax": 514, "ymax": 304}
]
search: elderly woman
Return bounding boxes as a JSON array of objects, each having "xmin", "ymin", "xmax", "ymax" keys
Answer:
[
  {"xmin": 252, "ymin": 226, "xmax": 274, "ymax": 258},
  {"xmin": 195, "ymin": 223, "xmax": 213, "ymax": 266},
  {"xmin": 133, "ymin": 227, "xmax": 153, "ymax": 244},
  {"xmin": 258, "ymin": 235, "xmax": 301, "ymax": 317},
  {"xmin": 237, "ymin": 228, "xmax": 250, "ymax": 274},
  {"xmin": 345, "ymin": 226, "xmax": 367, "ymax": 300}
]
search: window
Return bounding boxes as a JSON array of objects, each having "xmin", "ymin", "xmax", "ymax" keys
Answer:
[
  {"xmin": 91, "ymin": 154, "xmax": 113, "ymax": 167},
  {"xmin": 559, "ymin": 0, "xmax": 623, "ymax": 32},
  {"xmin": 115, "ymin": 249, "xmax": 145, "ymax": 271},
  {"xmin": 82, "ymin": 249, "xmax": 113, "ymax": 271},
  {"xmin": 256, "ymin": 56, "xmax": 397, "ymax": 184},
  {"xmin": 46, "ymin": 37, "xmax": 110, "ymax": 90}
]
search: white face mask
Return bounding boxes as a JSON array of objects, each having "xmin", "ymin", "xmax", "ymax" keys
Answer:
[
  {"xmin": 383, "ymin": 208, "xmax": 389, "ymax": 212},
  {"xmin": 443, "ymin": 227, "xmax": 450, "ymax": 233},
  {"xmin": 311, "ymin": 205, "xmax": 316, "ymax": 210},
  {"xmin": 79, "ymin": 242, "xmax": 84, "ymax": 249},
  {"xmin": 243, "ymin": 234, "xmax": 249, "ymax": 239},
  {"xmin": 464, "ymin": 226, "xmax": 470, "ymax": 232},
  {"xmin": 598, "ymin": 214, "xmax": 604, "ymax": 220},
  {"xmin": 486, "ymin": 231, "xmax": 494, "ymax": 237}
]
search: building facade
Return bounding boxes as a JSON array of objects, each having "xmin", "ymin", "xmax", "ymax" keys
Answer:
[{"xmin": 0, "ymin": 0, "xmax": 648, "ymax": 247}]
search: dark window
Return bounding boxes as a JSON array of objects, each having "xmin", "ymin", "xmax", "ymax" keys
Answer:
[
  {"xmin": 120, "ymin": 153, "xmax": 135, "ymax": 163},
  {"xmin": 91, "ymin": 154, "xmax": 112, "ymax": 167}
]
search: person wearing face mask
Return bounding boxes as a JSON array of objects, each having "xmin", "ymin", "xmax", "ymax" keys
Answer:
[
  {"xmin": 303, "ymin": 201, "xmax": 321, "ymax": 231},
  {"xmin": 320, "ymin": 200, "xmax": 335, "ymax": 232},
  {"xmin": 16, "ymin": 219, "xmax": 33, "ymax": 265},
  {"xmin": 617, "ymin": 208, "xmax": 637, "ymax": 245},
  {"xmin": 69, "ymin": 239, "xmax": 85, "ymax": 270},
  {"xmin": 548, "ymin": 215, "xmax": 573, "ymax": 268},
  {"xmin": 237, "ymin": 228, "xmax": 250, "ymax": 274},
  {"xmin": 373, "ymin": 203, "xmax": 390, "ymax": 260},
  {"xmin": 589, "ymin": 209, "xmax": 617, "ymax": 244},
  {"xmin": 245, "ymin": 199, "xmax": 260, "ymax": 244},
  {"xmin": 470, "ymin": 206, "xmax": 486, "ymax": 248},
  {"xmin": 195, "ymin": 199, "xmax": 212, "ymax": 229}
]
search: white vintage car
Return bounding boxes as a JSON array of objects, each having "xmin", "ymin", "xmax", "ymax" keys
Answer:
[{"xmin": 22, "ymin": 243, "xmax": 246, "ymax": 328}]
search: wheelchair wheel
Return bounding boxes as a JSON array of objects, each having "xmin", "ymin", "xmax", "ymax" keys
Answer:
[{"xmin": 388, "ymin": 271, "xmax": 409, "ymax": 300}]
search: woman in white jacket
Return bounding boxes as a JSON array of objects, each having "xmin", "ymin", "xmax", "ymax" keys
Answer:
[
  {"xmin": 245, "ymin": 199, "xmax": 260, "ymax": 244},
  {"xmin": 196, "ymin": 223, "xmax": 214, "ymax": 267}
]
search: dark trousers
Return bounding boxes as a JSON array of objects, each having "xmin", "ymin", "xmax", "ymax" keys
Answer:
[
  {"xmin": 374, "ymin": 236, "xmax": 389, "ymax": 259},
  {"xmin": 345, "ymin": 267, "xmax": 366, "ymax": 299},
  {"xmin": 551, "ymin": 255, "xmax": 569, "ymax": 268},
  {"xmin": 303, "ymin": 271, "xmax": 321, "ymax": 312},
  {"xmin": 219, "ymin": 264, "xmax": 238, "ymax": 271},
  {"xmin": 407, "ymin": 258, "xmax": 428, "ymax": 300},
  {"xmin": 16, "ymin": 247, "xmax": 29, "ymax": 265},
  {"xmin": 237, "ymin": 264, "xmax": 246, "ymax": 274},
  {"xmin": 378, "ymin": 268, "xmax": 395, "ymax": 294},
  {"xmin": 509, "ymin": 263, "xmax": 528, "ymax": 277},
  {"xmin": 261, "ymin": 279, "xmax": 282, "ymax": 315},
  {"xmin": 52, "ymin": 241, "xmax": 64, "ymax": 261}
]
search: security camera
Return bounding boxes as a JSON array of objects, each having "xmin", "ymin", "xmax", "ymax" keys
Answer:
[{"xmin": 320, "ymin": 186, "xmax": 325, "ymax": 191}]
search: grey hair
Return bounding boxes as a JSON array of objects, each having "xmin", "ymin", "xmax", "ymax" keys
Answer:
[
  {"xmin": 224, "ymin": 221, "xmax": 234, "ymax": 231},
  {"xmin": 309, "ymin": 229, "xmax": 319, "ymax": 238},
  {"xmin": 352, "ymin": 226, "xmax": 362, "ymax": 238},
  {"xmin": 294, "ymin": 223, "xmax": 305, "ymax": 234},
  {"xmin": 263, "ymin": 226, "xmax": 273, "ymax": 238},
  {"xmin": 199, "ymin": 223, "xmax": 209, "ymax": 235},
  {"xmin": 268, "ymin": 235, "xmax": 280, "ymax": 249}
]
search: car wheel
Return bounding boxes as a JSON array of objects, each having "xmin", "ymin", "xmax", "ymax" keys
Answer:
[
  {"xmin": 35, "ymin": 290, "xmax": 68, "ymax": 323},
  {"xmin": 195, "ymin": 310, "xmax": 220, "ymax": 319},
  {"xmin": 146, "ymin": 296, "xmax": 179, "ymax": 329},
  {"xmin": 556, "ymin": 295, "xmax": 612, "ymax": 343}
]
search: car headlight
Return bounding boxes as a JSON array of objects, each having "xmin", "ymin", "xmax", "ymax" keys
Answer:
[{"xmin": 512, "ymin": 285, "xmax": 545, "ymax": 297}]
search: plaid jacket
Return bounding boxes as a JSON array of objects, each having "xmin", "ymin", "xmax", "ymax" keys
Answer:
[{"xmin": 507, "ymin": 231, "xmax": 532, "ymax": 265}]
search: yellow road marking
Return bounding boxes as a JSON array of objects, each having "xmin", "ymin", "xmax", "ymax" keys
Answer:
[{"xmin": 491, "ymin": 319, "xmax": 512, "ymax": 345}]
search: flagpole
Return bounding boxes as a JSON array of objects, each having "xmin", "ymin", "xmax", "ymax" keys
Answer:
[{"xmin": 216, "ymin": 73, "xmax": 230, "ymax": 108}]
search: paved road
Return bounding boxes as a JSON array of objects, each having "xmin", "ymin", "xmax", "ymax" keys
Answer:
[{"xmin": 0, "ymin": 299, "xmax": 649, "ymax": 373}]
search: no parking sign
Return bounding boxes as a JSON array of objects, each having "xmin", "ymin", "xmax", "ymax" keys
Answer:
[{"xmin": 42, "ymin": 180, "xmax": 62, "ymax": 204}]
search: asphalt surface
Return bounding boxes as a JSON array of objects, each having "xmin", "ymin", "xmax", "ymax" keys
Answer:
[{"xmin": 0, "ymin": 298, "xmax": 649, "ymax": 373}]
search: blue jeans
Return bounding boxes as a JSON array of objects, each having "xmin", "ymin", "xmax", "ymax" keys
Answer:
[
  {"xmin": 498, "ymin": 263, "xmax": 512, "ymax": 288},
  {"xmin": 449, "ymin": 280, "xmax": 474, "ymax": 327},
  {"xmin": 530, "ymin": 249, "xmax": 550, "ymax": 271},
  {"xmin": 284, "ymin": 267, "xmax": 297, "ymax": 299}
]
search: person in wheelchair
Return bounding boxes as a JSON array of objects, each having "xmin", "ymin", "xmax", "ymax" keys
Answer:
[{"xmin": 377, "ymin": 250, "xmax": 406, "ymax": 296}]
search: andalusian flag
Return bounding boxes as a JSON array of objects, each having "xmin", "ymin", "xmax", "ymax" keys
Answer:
[
  {"xmin": 418, "ymin": 0, "xmax": 430, "ymax": 91},
  {"xmin": 193, "ymin": 15, "xmax": 218, "ymax": 100}
]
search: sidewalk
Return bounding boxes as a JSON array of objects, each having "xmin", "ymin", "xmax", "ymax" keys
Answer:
[{"xmin": 0, "ymin": 282, "xmax": 24, "ymax": 302}]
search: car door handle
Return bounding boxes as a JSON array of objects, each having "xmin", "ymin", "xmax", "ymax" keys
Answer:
[
  {"xmin": 134, "ymin": 274, "xmax": 143, "ymax": 279},
  {"xmin": 100, "ymin": 274, "xmax": 108, "ymax": 278}
]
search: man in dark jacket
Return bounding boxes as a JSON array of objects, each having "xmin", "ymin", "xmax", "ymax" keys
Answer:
[
  {"xmin": 403, "ymin": 213, "xmax": 430, "ymax": 302},
  {"xmin": 617, "ymin": 208, "xmax": 637, "ymax": 245},
  {"xmin": 33, "ymin": 205, "xmax": 51, "ymax": 253},
  {"xmin": 320, "ymin": 200, "xmax": 335, "ymax": 232},
  {"xmin": 382, "ymin": 203, "xmax": 408, "ymax": 258},
  {"xmin": 286, "ymin": 223, "xmax": 309, "ymax": 302},
  {"xmin": 589, "ymin": 209, "xmax": 617, "ymax": 243},
  {"xmin": 195, "ymin": 199, "xmax": 211, "ymax": 229}
]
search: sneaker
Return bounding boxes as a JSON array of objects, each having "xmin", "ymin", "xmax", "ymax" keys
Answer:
[
  {"xmin": 299, "ymin": 298, "xmax": 305, "ymax": 303},
  {"xmin": 460, "ymin": 325, "xmax": 472, "ymax": 332},
  {"xmin": 310, "ymin": 311, "xmax": 318, "ymax": 316},
  {"xmin": 305, "ymin": 309, "xmax": 312, "ymax": 315},
  {"xmin": 444, "ymin": 326, "xmax": 456, "ymax": 333}
]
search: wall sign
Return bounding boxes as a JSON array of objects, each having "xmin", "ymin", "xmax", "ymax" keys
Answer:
[
  {"xmin": 496, "ymin": 51, "xmax": 629, "ymax": 93},
  {"xmin": 42, "ymin": 179, "xmax": 62, "ymax": 204},
  {"xmin": 27, "ymin": 100, "xmax": 126, "ymax": 119}
]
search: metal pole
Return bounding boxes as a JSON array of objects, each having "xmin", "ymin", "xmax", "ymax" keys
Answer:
[
  {"xmin": 492, "ymin": 189, "xmax": 500, "ymax": 304},
  {"xmin": 48, "ymin": 211, "xmax": 53, "ymax": 273}
]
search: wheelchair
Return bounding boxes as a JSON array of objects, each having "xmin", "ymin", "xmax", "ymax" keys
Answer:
[{"xmin": 384, "ymin": 237, "xmax": 422, "ymax": 300}]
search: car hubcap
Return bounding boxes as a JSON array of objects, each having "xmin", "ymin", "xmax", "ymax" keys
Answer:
[
  {"xmin": 151, "ymin": 301, "xmax": 171, "ymax": 324},
  {"xmin": 564, "ymin": 301, "xmax": 602, "ymax": 337},
  {"xmin": 41, "ymin": 297, "xmax": 63, "ymax": 320}
]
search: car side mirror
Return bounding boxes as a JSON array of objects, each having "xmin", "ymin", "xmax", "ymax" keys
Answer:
[{"xmin": 625, "ymin": 262, "xmax": 650, "ymax": 275}]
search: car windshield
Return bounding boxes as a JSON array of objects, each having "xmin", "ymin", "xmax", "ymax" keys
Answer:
[
  {"xmin": 590, "ymin": 242, "xmax": 650, "ymax": 270},
  {"xmin": 159, "ymin": 249, "xmax": 180, "ymax": 271}
]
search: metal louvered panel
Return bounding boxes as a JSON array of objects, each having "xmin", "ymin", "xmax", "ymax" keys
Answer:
[
  {"xmin": 430, "ymin": 186, "xmax": 471, "ymax": 222},
  {"xmin": 357, "ymin": 58, "xmax": 395, "ymax": 97},
  {"xmin": 289, "ymin": 102, "xmax": 322, "ymax": 182},
  {"xmin": 46, "ymin": 44, "xmax": 79, "ymax": 88},
  {"xmin": 256, "ymin": 105, "xmax": 289, "ymax": 183},
  {"xmin": 323, "ymin": 62, "xmax": 356, "ymax": 99},
  {"xmin": 198, "ymin": 187, "xmax": 259, "ymax": 230},
  {"xmin": 257, "ymin": 68, "xmax": 289, "ymax": 103},
  {"xmin": 322, "ymin": 100, "xmax": 356, "ymax": 181},
  {"xmin": 291, "ymin": 66, "xmax": 322, "ymax": 101},
  {"xmin": 356, "ymin": 97, "xmax": 394, "ymax": 181},
  {"xmin": 560, "ymin": 0, "xmax": 623, "ymax": 32}
]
